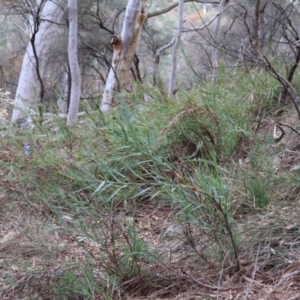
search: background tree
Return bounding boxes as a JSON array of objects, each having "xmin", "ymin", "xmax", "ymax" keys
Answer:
[
  {"xmin": 168, "ymin": 0, "xmax": 184, "ymax": 97},
  {"xmin": 101, "ymin": 0, "xmax": 147, "ymax": 112},
  {"xmin": 11, "ymin": 0, "xmax": 65, "ymax": 123},
  {"xmin": 101, "ymin": 0, "xmax": 219, "ymax": 112},
  {"xmin": 211, "ymin": 0, "xmax": 228, "ymax": 84},
  {"xmin": 67, "ymin": 0, "xmax": 81, "ymax": 127},
  {"xmin": 219, "ymin": 0, "xmax": 300, "ymax": 115},
  {"xmin": 1, "ymin": 0, "xmax": 299, "ymax": 122}
]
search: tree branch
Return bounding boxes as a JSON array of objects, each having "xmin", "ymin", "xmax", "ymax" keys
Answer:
[
  {"xmin": 153, "ymin": 37, "xmax": 175, "ymax": 86},
  {"xmin": 182, "ymin": 3, "xmax": 233, "ymax": 32},
  {"xmin": 148, "ymin": 0, "xmax": 220, "ymax": 19}
]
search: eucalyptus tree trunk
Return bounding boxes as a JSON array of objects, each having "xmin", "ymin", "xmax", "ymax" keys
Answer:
[
  {"xmin": 168, "ymin": 0, "xmax": 184, "ymax": 97},
  {"xmin": 101, "ymin": 0, "xmax": 147, "ymax": 112},
  {"xmin": 11, "ymin": 0, "xmax": 64, "ymax": 122},
  {"xmin": 211, "ymin": 0, "xmax": 227, "ymax": 85},
  {"xmin": 57, "ymin": 68, "xmax": 69, "ymax": 114},
  {"xmin": 101, "ymin": 0, "xmax": 217, "ymax": 112},
  {"xmin": 67, "ymin": 0, "xmax": 81, "ymax": 127},
  {"xmin": 252, "ymin": 0, "xmax": 268, "ymax": 51}
]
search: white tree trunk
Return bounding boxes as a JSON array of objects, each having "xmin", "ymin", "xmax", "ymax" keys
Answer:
[
  {"xmin": 168, "ymin": 0, "xmax": 184, "ymax": 97},
  {"xmin": 211, "ymin": 0, "xmax": 226, "ymax": 85},
  {"xmin": 101, "ymin": 0, "xmax": 216, "ymax": 111},
  {"xmin": 11, "ymin": 0, "xmax": 64, "ymax": 122},
  {"xmin": 57, "ymin": 69, "xmax": 69, "ymax": 114},
  {"xmin": 101, "ymin": 0, "xmax": 147, "ymax": 113},
  {"xmin": 67, "ymin": 0, "xmax": 81, "ymax": 127}
]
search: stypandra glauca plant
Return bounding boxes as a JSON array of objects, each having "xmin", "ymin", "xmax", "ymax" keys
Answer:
[
  {"xmin": 169, "ymin": 156, "xmax": 240, "ymax": 271},
  {"xmin": 32, "ymin": 92, "xmax": 244, "ymax": 296},
  {"xmin": 155, "ymin": 104, "xmax": 240, "ymax": 269}
]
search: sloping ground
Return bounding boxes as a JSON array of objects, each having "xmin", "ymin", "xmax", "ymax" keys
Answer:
[
  {"xmin": 1, "ymin": 100, "xmax": 300, "ymax": 299},
  {"xmin": 1, "ymin": 172, "xmax": 300, "ymax": 300}
]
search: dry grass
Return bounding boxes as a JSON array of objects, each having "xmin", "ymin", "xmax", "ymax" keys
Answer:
[
  {"xmin": 2, "ymin": 191, "xmax": 300, "ymax": 299},
  {"xmin": 1, "ymin": 99, "xmax": 300, "ymax": 299}
]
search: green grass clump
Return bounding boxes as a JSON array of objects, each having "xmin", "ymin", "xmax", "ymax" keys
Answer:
[{"xmin": 1, "ymin": 67, "xmax": 294, "ymax": 298}]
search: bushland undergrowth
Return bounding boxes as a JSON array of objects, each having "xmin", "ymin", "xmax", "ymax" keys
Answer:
[{"xmin": 1, "ymin": 69, "xmax": 300, "ymax": 299}]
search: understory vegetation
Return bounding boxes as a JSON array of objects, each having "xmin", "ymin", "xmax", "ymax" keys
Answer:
[{"xmin": 1, "ymin": 68, "xmax": 300, "ymax": 299}]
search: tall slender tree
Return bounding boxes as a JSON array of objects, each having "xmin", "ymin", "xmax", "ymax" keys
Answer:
[
  {"xmin": 211, "ymin": 0, "xmax": 227, "ymax": 85},
  {"xmin": 11, "ymin": 0, "xmax": 65, "ymax": 123},
  {"xmin": 101, "ymin": 0, "xmax": 147, "ymax": 113},
  {"xmin": 67, "ymin": 0, "xmax": 81, "ymax": 127},
  {"xmin": 168, "ymin": 0, "xmax": 184, "ymax": 97},
  {"xmin": 101, "ymin": 0, "xmax": 218, "ymax": 112}
]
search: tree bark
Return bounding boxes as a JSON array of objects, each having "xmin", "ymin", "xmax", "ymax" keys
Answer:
[
  {"xmin": 67, "ymin": 0, "xmax": 81, "ymax": 127},
  {"xmin": 211, "ymin": 0, "xmax": 226, "ymax": 85},
  {"xmin": 101, "ymin": 0, "xmax": 147, "ymax": 112},
  {"xmin": 252, "ymin": 0, "xmax": 268, "ymax": 51},
  {"xmin": 57, "ymin": 67, "xmax": 70, "ymax": 114},
  {"xmin": 101, "ymin": 0, "xmax": 218, "ymax": 112},
  {"xmin": 11, "ymin": 0, "xmax": 64, "ymax": 122},
  {"xmin": 168, "ymin": 0, "xmax": 184, "ymax": 97}
]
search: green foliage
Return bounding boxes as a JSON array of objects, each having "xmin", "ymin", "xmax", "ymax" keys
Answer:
[
  {"xmin": 1, "ymin": 67, "xmax": 291, "ymax": 298},
  {"xmin": 240, "ymin": 169, "xmax": 271, "ymax": 209},
  {"xmin": 174, "ymin": 158, "xmax": 239, "ymax": 265},
  {"xmin": 51, "ymin": 268, "xmax": 100, "ymax": 300}
]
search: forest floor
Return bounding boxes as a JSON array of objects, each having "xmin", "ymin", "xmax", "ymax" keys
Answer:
[
  {"xmin": 2, "ymin": 76, "xmax": 300, "ymax": 299},
  {"xmin": 2, "ymin": 174, "xmax": 300, "ymax": 300},
  {"xmin": 2, "ymin": 196, "xmax": 300, "ymax": 300}
]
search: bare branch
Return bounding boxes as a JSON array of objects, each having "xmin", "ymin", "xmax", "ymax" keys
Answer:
[
  {"xmin": 148, "ymin": 0, "xmax": 220, "ymax": 19},
  {"xmin": 153, "ymin": 37, "xmax": 176, "ymax": 86},
  {"xmin": 182, "ymin": 4, "xmax": 233, "ymax": 32}
]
